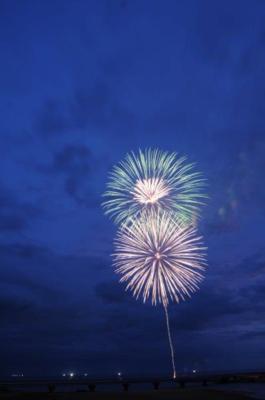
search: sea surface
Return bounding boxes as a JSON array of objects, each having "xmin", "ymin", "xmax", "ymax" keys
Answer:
[{"xmin": 212, "ymin": 383, "xmax": 265, "ymax": 399}]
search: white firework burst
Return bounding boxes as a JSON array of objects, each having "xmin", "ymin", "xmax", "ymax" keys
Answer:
[
  {"xmin": 102, "ymin": 148, "xmax": 206, "ymax": 225},
  {"xmin": 113, "ymin": 210, "xmax": 207, "ymax": 306}
]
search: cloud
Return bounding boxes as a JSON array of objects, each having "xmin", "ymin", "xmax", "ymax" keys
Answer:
[
  {"xmin": 94, "ymin": 279, "xmax": 241, "ymax": 336},
  {"xmin": 0, "ymin": 241, "xmax": 109, "ymax": 321},
  {"xmin": 0, "ymin": 183, "xmax": 41, "ymax": 233},
  {"xmin": 52, "ymin": 145, "xmax": 92, "ymax": 174},
  {"xmin": 241, "ymin": 330, "xmax": 265, "ymax": 341},
  {"xmin": 0, "ymin": 240, "xmax": 264, "ymax": 375},
  {"xmin": 39, "ymin": 144, "xmax": 100, "ymax": 206},
  {"xmin": 34, "ymin": 79, "xmax": 136, "ymax": 140},
  {"xmin": 0, "ymin": 296, "xmax": 33, "ymax": 322},
  {"xmin": 71, "ymin": 83, "xmax": 110, "ymax": 130},
  {"xmin": 169, "ymin": 285, "xmax": 244, "ymax": 333},
  {"xmin": 230, "ymin": 252, "xmax": 265, "ymax": 281},
  {"xmin": 95, "ymin": 280, "xmax": 131, "ymax": 304},
  {"xmin": 69, "ymin": 81, "xmax": 136, "ymax": 133},
  {"xmin": 0, "ymin": 241, "xmax": 122, "ymax": 375},
  {"xmin": 35, "ymin": 99, "xmax": 69, "ymax": 136}
]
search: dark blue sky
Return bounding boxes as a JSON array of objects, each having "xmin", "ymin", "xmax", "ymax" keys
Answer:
[{"xmin": 1, "ymin": 0, "xmax": 265, "ymax": 377}]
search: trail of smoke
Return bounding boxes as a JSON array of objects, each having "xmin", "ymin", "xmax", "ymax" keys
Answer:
[{"xmin": 164, "ymin": 304, "xmax": 176, "ymax": 379}]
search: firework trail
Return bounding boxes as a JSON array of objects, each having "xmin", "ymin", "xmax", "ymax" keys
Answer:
[
  {"xmin": 164, "ymin": 304, "xmax": 176, "ymax": 379},
  {"xmin": 113, "ymin": 210, "xmax": 206, "ymax": 377},
  {"xmin": 102, "ymin": 148, "xmax": 206, "ymax": 226}
]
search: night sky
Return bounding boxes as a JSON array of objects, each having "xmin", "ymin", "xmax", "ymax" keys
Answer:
[{"xmin": 1, "ymin": 0, "xmax": 265, "ymax": 377}]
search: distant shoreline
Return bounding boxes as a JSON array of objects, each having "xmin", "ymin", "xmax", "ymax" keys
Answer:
[{"xmin": 0, "ymin": 387, "xmax": 254, "ymax": 399}]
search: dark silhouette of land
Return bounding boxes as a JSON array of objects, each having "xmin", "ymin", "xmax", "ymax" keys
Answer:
[
  {"xmin": 0, "ymin": 388, "xmax": 254, "ymax": 400},
  {"xmin": 1, "ymin": 371, "xmax": 265, "ymax": 399}
]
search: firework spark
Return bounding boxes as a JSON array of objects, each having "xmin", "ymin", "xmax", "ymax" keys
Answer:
[
  {"xmin": 103, "ymin": 148, "xmax": 206, "ymax": 225},
  {"xmin": 113, "ymin": 210, "xmax": 206, "ymax": 306},
  {"xmin": 103, "ymin": 149, "xmax": 207, "ymax": 379}
]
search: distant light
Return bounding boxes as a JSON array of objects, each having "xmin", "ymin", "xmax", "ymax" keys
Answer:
[
  {"xmin": 117, "ymin": 372, "xmax": 122, "ymax": 376},
  {"xmin": 84, "ymin": 373, "xmax": 88, "ymax": 377},
  {"xmin": 62, "ymin": 373, "xmax": 66, "ymax": 377},
  {"xmin": 192, "ymin": 369, "xmax": 197, "ymax": 373},
  {"xmin": 69, "ymin": 372, "xmax": 74, "ymax": 378}
]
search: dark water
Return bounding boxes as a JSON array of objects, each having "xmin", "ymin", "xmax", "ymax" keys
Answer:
[{"xmin": 212, "ymin": 383, "xmax": 265, "ymax": 399}]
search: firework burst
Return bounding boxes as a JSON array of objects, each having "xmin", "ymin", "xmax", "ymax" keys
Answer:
[
  {"xmin": 113, "ymin": 210, "xmax": 206, "ymax": 307},
  {"xmin": 102, "ymin": 148, "xmax": 206, "ymax": 225},
  {"xmin": 103, "ymin": 148, "xmax": 208, "ymax": 379}
]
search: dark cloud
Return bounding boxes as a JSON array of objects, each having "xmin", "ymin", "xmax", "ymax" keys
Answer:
[
  {"xmin": 0, "ymin": 214, "xmax": 26, "ymax": 231},
  {"xmin": 69, "ymin": 81, "xmax": 135, "ymax": 132},
  {"xmin": 241, "ymin": 330, "xmax": 265, "ymax": 341},
  {"xmin": 0, "ymin": 184, "xmax": 41, "ymax": 233},
  {"xmin": 95, "ymin": 280, "xmax": 130, "ymax": 304},
  {"xmin": 52, "ymin": 145, "xmax": 93, "ymax": 204},
  {"xmin": 0, "ymin": 241, "xmax": 108, "ymax": 280},
  {"xmin": 35, "ymin": 81, "xmax": 136, "ymax": 138},
  {"xmin": 0, "ymin": 296, "xmax": 32, "ymax": 322},
  {"xmin": 39, "ymin": 144, "xmax": 100, "ymax": 206},
  {"xmin": 233, "ymin": 252, "xmax": 265, "ymax": 281},
  {"xmin": 35, "ymin": 99, "xmax": 69, "ymax": 136},
  {"xmin": 52, "ymin": 145, "xmax": 92, "ymax": 174},
  {"xmin": 0, "ymin": 242, "xmax": 110, "ymax": 372},
  {"xmin": 94, "ymin": 276, "xmax": 260, "ymax": 336},
  {"xmin": 71, "ymin": 83, "xmax": 110, "ymax": 130}
]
